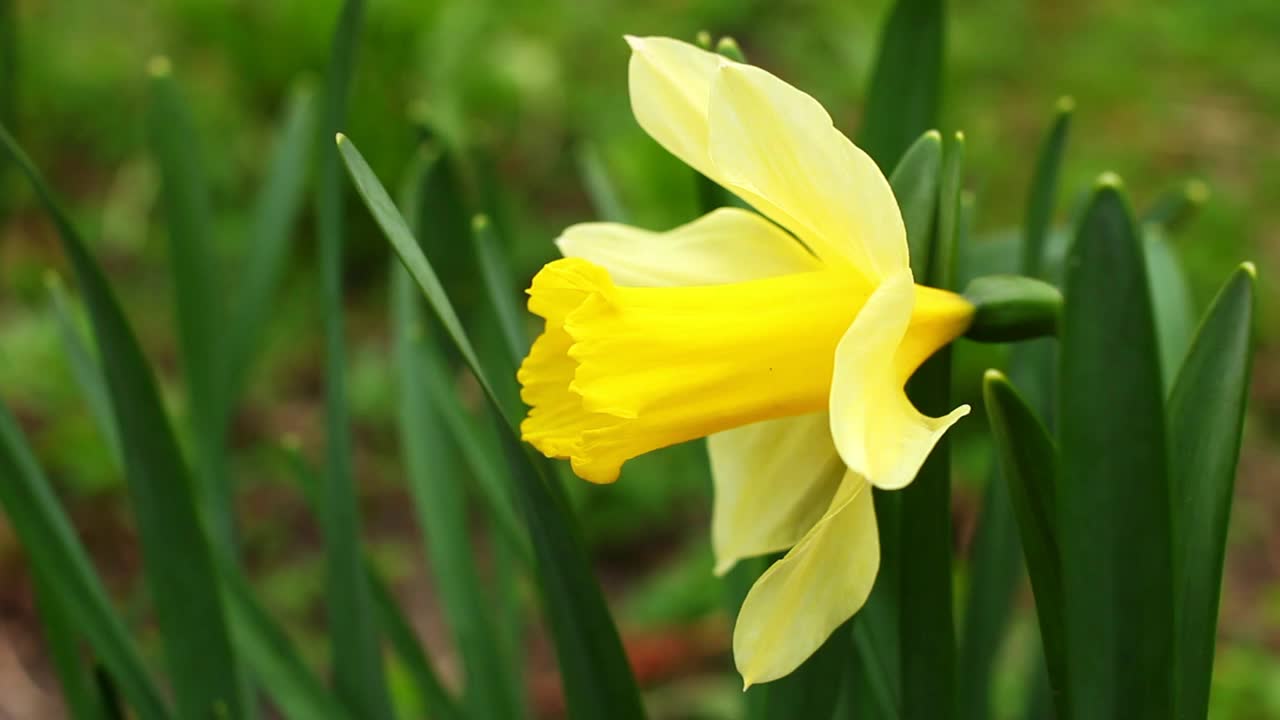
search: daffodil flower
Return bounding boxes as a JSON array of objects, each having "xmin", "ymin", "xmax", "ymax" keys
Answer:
[{"xmin": 517, "ymin": 36, "xmax": 975, "ymax": 685}]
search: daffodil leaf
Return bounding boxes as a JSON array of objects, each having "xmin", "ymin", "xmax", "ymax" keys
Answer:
[
  {"xmin": 1144, "ymin": 226, "xmax": 1197, "ymax": 392},
  {"xmin": 1, "ymin": 124, "xmax": 243, "ymax": 720},
  {"xmin": 1142, "ymin": 179, "xmax": 1208, "ymax": 234},
  {"xmin": 1169, "ymin": 264, "xmax": 1255, "ymax": 720},
  {"xmin": 858, "ymin": 0, "xmax": 944, "ymax": 170},
  {"xmin": 981, "ymin": 371, "xmax": 1069, "ymax": 720},
  {"xmin": 888, "ymin": 129, "xmax": 942, "ymax": 279},
  {"xmin": 1059, "ymin": 179, "xmax": 1172, "ymax": 719},
  {"xmin": 339, "ymin": 134, "xmax": 646, "ymax": 720},
  {"xmin": 1022, "ymin": 97, "xmax": 1073, "ymax": 278},
  {"xmin": 0, "ymin": 400, "xmax": 170, "ymax": 720}
]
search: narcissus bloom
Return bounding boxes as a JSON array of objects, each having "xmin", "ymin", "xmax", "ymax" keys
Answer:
[{"xmin": 517, "ymin": 36, "xmax": 974, "ymax": 685}]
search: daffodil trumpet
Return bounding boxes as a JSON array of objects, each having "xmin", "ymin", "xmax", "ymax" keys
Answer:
[{"xmin": 517, "ymin": 35, "xmax": 998, "ymax": 686}]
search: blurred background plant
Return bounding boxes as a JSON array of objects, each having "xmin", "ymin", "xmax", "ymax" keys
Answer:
[{"xmin": 0, "ymin": 0, "xmax": 1277, "ymax": 718}]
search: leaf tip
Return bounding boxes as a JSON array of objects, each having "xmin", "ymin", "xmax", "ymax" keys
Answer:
[
  {"xmin": 334, "ymin": 132, "xmax": 348, "ymax": 146},
  {"xmin": 923, "ymin": 128, "xmax": 943, "ymax": 143},
  {"xmin": 1240, "ymin": 261, "xmax": 1258, "ymax": 280},
  {"xmin": 983, "ymin": 368, "xmax": 1008, "ymax": 387},
  {"xmin": 953, "ymin": 129, "xmax": 966, "ymax": 143},
  {"xmin": 42, "ymin": 268, "xmax": 62, "ymax": 291},
  {"xmin": 715, "ymin": 36, "xmax": 745, "ymax": 62},
  {"xmin": 146, "ymin": 55, "xmax": 172, "ymax": 78},
  {"xmin": 1185, "ymin": 178, "xmax": 1211, "ymax": 205},
  {"xmin": 472, "ymin": 214, "xmax": 491, "ymax": 233},
  {"xmin": 1096, "ymin": 171, "xmax": 1125, "ymax": 190},
  {"xmin": 1055, "ymin": 95, "xmax": 1076, "ymax": 115},
  {"xmin": 695, "ymin": 30, "xmax": 713, "ymax": 49}
]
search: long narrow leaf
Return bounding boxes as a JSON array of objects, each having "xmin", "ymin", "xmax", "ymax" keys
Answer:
[
  {"xmin": 1059, "ymin": 178, "xmax": 1172, "ymax": 719},
  {"xmin": 33, "ymin": 565, "xmax": 108, "ymax": 720},
  {"xmin": 222, "ymin": 83, "xmax": 317, "ymax": 407},
  {"xmin": 0, "ymin": 400, "xmax": 169, "ymax": 720},
  {"xmin": 315, "ymin": 2, "xmax": 394, "ymax": 716},
  {"xmin": 889, "ymin": 130, "xmax": 943, "ymax": 279},
  {"xmin": 898, "ymin": 131, "xmax": 963, "ymax": 720},
  {"xmin": 368, "ymin": 571, "xmax": 465, "ymax": 720},
  {"xmin": 982, "ymin": 371, "xmax": 1068, "ymax": 719},
  {"xmin": 1022, "ymin": 98, "xmax": 1073, "ymax": 278},
  {"xmin": 339, "ymin": 134, "xmax": 646, "ymax": 720},
  {"xmin": 857, "ymin": 0, "xmax": 944, "ymax": 170},
  {"xmin": 46, "ymin": 273, "xmax": 122, "ymax": 467},
  {"xmin": 575, "ymin": 142, "xmax": 630, "ymax": 223},
  {"xmin": 1, "ymin": 124, "xmax": 242, "ymax": 719},
  {"xmin": 1144, "ymin": 227, "xmax": 1197, "ymax": 392},
  {"xmin": 1142, "ymin": 180, "xmax": 1208, "ymax": 234},
  {"xmin": 1169, "ymin": 264, "xmax": 1256, "ymax": 719}
]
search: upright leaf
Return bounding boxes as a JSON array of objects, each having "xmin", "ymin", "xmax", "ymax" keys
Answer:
[
  {"xmin": 982, "ymin": 371, "xmax": 1068, "ymax": 719},
  {"xmin": 315, "ymin": 2, "xmax": 394, "ymax": 717},
  {"xmin": 1, "ymin": 125, "xmax": 242, "ymax": 719},
  {"xmin": 46, "ymin": 273, "xmax": 122, "ymax": 467},
  {"xmin": 1023, "ymin": 97, "xmax": 1073, "ymax": 279},
  {"xmin": 1058, "ymin": 177, "xmax": 1172, "ymax": 719},
  {"xmin": 146, "ymin": 58, "xmax": 234, "ymax": 554},
  {"xmin": 858, "ymin": 0, "xmax": 944, "ymax": 170},
  {"xmin": 899, "ymin": 131, "xmax": 964, "ymax": 720},
  {"xmin": 339, "ymin": 135, "xmax": 646, "ymax": 720},
  {"xmin": 1144, "ymin": 227, "xmax": 1196, "ymax": 392},
  {"xmin": 32, "ymin": 564, "xmax": 108, "ymax": 720},
  {"xmin": 222, "ymin": 83, "xmax": 317, "ymax": 407},
  {"xmin": 1169, "ymin": 264, "xmax": 1255, "ymax": 719},
  {"xmin": 1143, "ymin": 180, "xmax": 1208, "ymax": 234},
  {"xmin": 0, "ymin": 400, "xmax": 169, "ymax": 720},
  {"xmin": 889, "ymin": 130, "xmax": 943, "ymax": 278}
]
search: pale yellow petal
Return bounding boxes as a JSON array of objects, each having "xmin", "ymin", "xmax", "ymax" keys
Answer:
[
  {"xmin": 734, "ymin": 472, "xmax": 878, "ymax": 686},
  {"xmin": 556, "ymin": 207, "xmax": 820, "ymax": 288},
  {"xmin": 708, "ymin": 413, "xmax": 845, "ymax": 576},
  {"xmin": 707, "ymin": 61, "xmax": 908, "ymax": 279},
  {"xmin": 828, "ymin": 269, "xmax": 970, "ymax": 490},
  {"xmin": 624, "ymin": 35, "xmax": 720, "ymax": 180}
]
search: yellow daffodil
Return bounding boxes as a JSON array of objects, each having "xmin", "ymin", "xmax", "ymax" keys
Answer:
[{"xmin": 517, "ymin": 36, "xmax": 974, "ymax": 685}]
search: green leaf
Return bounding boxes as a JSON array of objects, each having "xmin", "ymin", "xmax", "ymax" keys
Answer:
[
  {"xmin": 1058, "ymin": 177, "xmax": 1172, "ymax": 719},
  {"xmin": 368, "ymin": 571, "xmax": 465, "ymax": 720},
  {"xmin": 898, "ymin": 130, "xmax": 963, "ymax": 720},
  {"xmin": 888, "ymin": 130, "xmax": 943, "ymax": 278},
  {"xmin": 1, "ymin": 124, "xmax": 242, "ymax": 719},
  {"xmin": 222, "ymin": 82, "xmax": 316, "ymax": 407},
  {"xmin": 339, "ymin": 134, "xmax": 646, "ymax": 720},
  {"xmin": 314, "ymin": 2, "xmax": 394, "ymax": 717},
  {"xmin": 221, "ymin": 567, "xmax": 353, "ymax": 720},
  {"xmin": 0, "ymin": 399, "xmax": 169, "ymax": 720},
  {"xmin": 1144, "ymin": 227, "xmax": 1196, "ymax": 393},
  {"xmin": 46, "ymin": 272, "xmax": 122, "ymax": 468},
  {"xmin": 33, "ymin": 566, "xmax": 109, "ymax": 720},
  {"xmin": 471, "ymin": 213, "xmax": 529, "ymax": 372},
  {"xmin": 393, "ymin": 264, "xmax": 525, "ymax": 719},
  {"xmin": 858, "ymin": 0, "xmax": 944, "ymax": 170},
  {"xmin": 982, "ymin": 371, "xmax": 1068, "ymax": 719},
  {"xmin": 145, "ymin": 58, "xmax": 235, "ymax": 554},
  {"xmin": 1023, "ymin": 97, "xmax": 1073, "ymax": 278},
  {"xmin": 1168, "ymin": 264, "xmax": 1255, "ymax": 720}
]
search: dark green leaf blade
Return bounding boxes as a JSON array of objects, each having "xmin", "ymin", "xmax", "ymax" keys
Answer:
[
  {"xmin": 223, "ymin": 83, "xmax": 316, "ymax": 407},
  {"xmin": 0, "ymin": 401, "xmax": 169, "ymax": 720},
  {"xmin": 888, "ymin": 129, "xmax": 943, "ymax": 278},
  {"xmin": 1023, "ymin": 97, "xmax": 1073, "ymax": 279},
  {"xmin": 982, "ymin": 371, "xmax": 1068, "ymax": 719},
  {"xmin": 899, "ymin": 131, "xmax": 963, "ymax": 720},
  {"xmin": 1, "ymin": 124, "xmax": 242, "ymax": 719},
  {"xmin": 1169, "ymin": 264, "xmax": 1256, "ymax": 720},
  {"xmin": 1144, "ymin": 227, "xmax": 1197, "ymax": 393},
  {"xmin": 1058, "ymin": 178, "xmax": 1172, "ymax": 719},
  {"xmin": 46, "ymin": 272, "xmax": 122, "ymax": 468},
  {"xmin": 339, "ymin": 134, "xmax": 646, "ymax": 720},
  {"xmin": 32, "ymin": 563, "xmax": 108, "ymax": 720},
  {"xmin": 145, "ymin": 58, "xmax": 234, "ymax": 554},
  {"xmin": 857, "ymin": 0, "xmax": 944, "ymax": 170},
  {"xmin": 315, "ymin": 2, "xmax": 394, "ymax": 717}
]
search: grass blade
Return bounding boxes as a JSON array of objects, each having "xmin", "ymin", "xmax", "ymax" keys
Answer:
[
  {"xmin": 315, "ymin": 2, "xmax": 395, "ymax": 716},
  {"xmin": 1, "ymin": 124, "xmax": 242, "ymax": 719},
  {"xmin": 857, "ymin": 0, "xmax": 944, "ymax": 170},
  {"xmin": 145, "ymin": 58, "xmax": 236, "ymax": 555},
  {"xmin": 982, "ymin": 371, "xmax": 1068, "ymax": 719},
  {"xmin": 46, "ymin": 272, "xmax": 122, "ymax": 468},
  {"xmin": 575, "ymin": 142, "xmax": 630, "ymax": 223},
  {"xmin": 32, "ymin": 566, "xmax": 108, "ymax": 720},
  {"xmin": 221, "ymin": 568, "xmax": 353, "ymax": 720},
  {"xmin": 1022, "ymin": 97, "xmax": 1073, "ymax": 279},
  {"xmin": 1168, "ymin": 264, "xmax": 1256, "ymax": 719},
  {"xmin": 393, "ymin": 265, "xmax": 525, "ymax": 719},
  {"xmin": 339, "ymin": 134, "xmax": 646, "ymax": 720},
  {"xmin": 1144, "ymin": 227, "xmax": 1197, "ymax": 393},
  {"xmin": 472, "ymin": 213, "xmax": 528, "ymax": 369},
  {"xmin": 368, "ymin": 571, "xmax": 466, "ymax": 720},
  {"xmin": 1059, "ymin": 177, "xmax": 1172, "ymax": 719},
  {"xmin": 0, "ymin": 399, "xmax": 169, "ymax": 720},
  {"xmin": 898, "ymin": 131, "xmax": 964, "ymax": 720},
  {"xmin": 223, "ymin": 83, "xmax": 317, "ymax": 407},
  {"xmin": 889, "ymin": 130, "xmax": 943, "ymax": 278}
]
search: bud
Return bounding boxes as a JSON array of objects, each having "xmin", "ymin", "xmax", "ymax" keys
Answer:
[{"xmin": 962, "ymin": 274, "xmax": 1061, "ymax": 342}]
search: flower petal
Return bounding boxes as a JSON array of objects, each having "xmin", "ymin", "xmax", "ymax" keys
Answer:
[
  {"xmin": 708, "ymin": 413, "xmax": 845, "ymax": 576},
  {"xmin": 828, "ymin": 269, "xmax": 970, "ymax": 490},
  {"xmin": 556, "ymin": 207, "xmax": 820, "ymax": 288},
  {"xmin": 707, "ymin": 61, "xmax": 908, "ymax": 280},
  {"xmin": 624, "ymin": 35, "xmax": 722, "ymax": 182},
  {"xmin": 733, "ymin": 471, "xmax": 878, "ymax": 686}
]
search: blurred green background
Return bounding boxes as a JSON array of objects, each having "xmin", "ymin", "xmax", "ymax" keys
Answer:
[{"xmin": 1, "ymin": 0, "xmax": 1278, "ymax": 717}]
